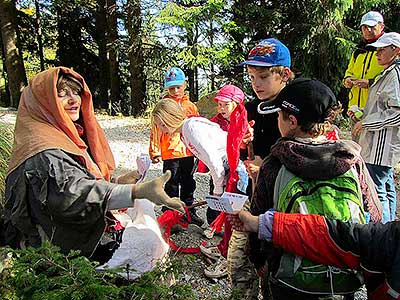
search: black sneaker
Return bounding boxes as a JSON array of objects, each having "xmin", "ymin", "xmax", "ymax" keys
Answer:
[{"xmin": 188, "ymin": 208, "xmax": 204, "ymax": 227}]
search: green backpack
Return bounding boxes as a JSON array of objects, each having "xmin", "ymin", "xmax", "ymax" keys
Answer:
[{"xmin": 272, "ymin": 165, "xmax": 365, "ymax": 295}]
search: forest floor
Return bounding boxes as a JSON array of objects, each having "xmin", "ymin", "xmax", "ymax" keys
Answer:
[{"xmin": 1, "ymin": 108, "xmax": 399, "ymax": 299}]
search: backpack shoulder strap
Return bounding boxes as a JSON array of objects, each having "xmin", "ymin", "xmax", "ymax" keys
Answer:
[{"xmin": 273, "ymin": 165, "xmax": 297, "ymax": 211}]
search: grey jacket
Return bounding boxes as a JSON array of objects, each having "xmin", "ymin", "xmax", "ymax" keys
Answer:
[{"xmin": 360, "ymin": 59, "xmax": 400, "ymax": 167}]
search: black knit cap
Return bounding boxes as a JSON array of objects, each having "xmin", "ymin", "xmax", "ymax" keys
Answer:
[{"xmin": 257, "ymin": 78, "xmax": 337, "ymax": 123}]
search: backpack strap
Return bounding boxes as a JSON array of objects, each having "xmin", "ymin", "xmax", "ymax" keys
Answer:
[
  {"xmin": 273, "ymin": 166, "xmax": 306, "ymax": 213},
  {"xmin": 273, "ymin": 165, "xmax": 296, "ymax": 211}
]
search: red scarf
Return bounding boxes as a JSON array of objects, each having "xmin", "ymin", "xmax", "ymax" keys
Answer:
[{"xmin": 210, "ymin": 98, "xmax": 249, "ymax": 233}]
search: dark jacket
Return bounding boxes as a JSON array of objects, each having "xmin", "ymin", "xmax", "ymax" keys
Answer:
[
  {"xmin": 245, "ymin": 99, "xmax": 281, "ymax": 159},
  {"xmin": 3, "ymin": 149, "xmax": 131, "ymax": 257},
  {"xmin": 249, "ymin": 137, "xmax": 381, "ymax": 270}
]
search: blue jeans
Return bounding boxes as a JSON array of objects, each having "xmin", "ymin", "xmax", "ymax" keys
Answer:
[{"xmin": 366, "ymin": 163, "xmax": 397, "ymax": 223}]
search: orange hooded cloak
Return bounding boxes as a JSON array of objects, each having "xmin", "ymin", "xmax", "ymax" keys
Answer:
[{"xmin": 7, "ymin": 67, "xmax": 115, "ymax": 180}]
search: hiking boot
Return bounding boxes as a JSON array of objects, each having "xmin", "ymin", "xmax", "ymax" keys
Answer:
[
  {"xmin": 203, "ymin": 228, "xmax": 215, "ymax": 239},
  {"xmin": 199, "ymin": 244, "xmax": 221, "ymax": 261},
  {"xmin": 204, "ymin": 258, "xmax": 228, "ymax": 279},
  {"xmin": 189, "ymin": 208, "xmax": 204, "ymax": 227}
]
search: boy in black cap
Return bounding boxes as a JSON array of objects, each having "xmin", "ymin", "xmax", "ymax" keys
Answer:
[{"xmin": 248, "ymin": 78, "xmax": 382, "ymax": 299}]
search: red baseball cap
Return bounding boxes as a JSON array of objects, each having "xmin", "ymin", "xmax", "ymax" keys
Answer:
[{"xmin": 214, "ymin": 84, "xmax": 245, "ymax": 104}]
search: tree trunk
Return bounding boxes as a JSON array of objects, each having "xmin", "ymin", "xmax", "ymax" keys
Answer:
[
  {"xmin": 34, "ymin": 0, "xmax": 44, "ymax": 71},
  {"xmin": 186, "ymin": 26, "xmax": 198, "ymax": 102},
  {"xmin": 126, "ymin": 0, "xmax": 146, "ymax": 116},
  {"xmin": 106, "ymin": 0, "xmax": 120, "ymax": 115},
  {"xmin": 0, "ymin": 0, "xmax": 27, "ymax": 108},
  {"xmin": 230, "ymin": 0, "xmax": 247, "ymax": 86},
  {"xmin": 56, "ymin": 4, "xmax": 82, "ymax": 69},
  {"xmin": 209, "ymin": 20, "xmax": 215, "ymax": 92},
  {"xmin": 95, "ymin": 0, "xmax": 110, "ymax": 111},
  {"xmin": 0, "ymin": 45, "xmax": 10, "ymax": 106}
]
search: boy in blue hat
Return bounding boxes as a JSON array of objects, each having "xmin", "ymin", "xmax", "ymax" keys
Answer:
[
  {"xmin": 227, "ymin": 38, "xmax": 294, "ymax": 299},
  {"xmin": 149, "ymin": 67, "xmax": 203, "ymax": 226},
  {"xmin": 240, "ymin": 38, "xmax": 293, "ymax": 181}
]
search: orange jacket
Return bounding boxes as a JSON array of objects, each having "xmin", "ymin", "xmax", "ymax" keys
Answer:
[{"xmin": 149, "ymin": 94, "xmax": 199, "ymax": 160}]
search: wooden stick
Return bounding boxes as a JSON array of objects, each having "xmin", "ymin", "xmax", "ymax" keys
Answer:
[
  {"xmin": 188, "ymin": 200, "xmax": 207, "ymax": 209},
  {"xmin": 247, "ymin": 142, "xmax": 255, "ymax": 160}
]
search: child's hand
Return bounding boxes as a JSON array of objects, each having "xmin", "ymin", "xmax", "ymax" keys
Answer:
[
  {"xmin": 347, "ymin": 105, "xmax": 363, "ymax": 122},
  {"xmin": 227, "ymin": 211, "xmax": 258, "ymax": 232},
  {"xmin": 227, "ymin": 214, "xmax": 245, "ymax": 231},
  {"xmin": 343, "ymin": 77, "xmax": 355, "ymax": 88},
  {"xmin": 352, "ymin": 79, "xmax": 369, "ymax": 89},
  {"xmin": 240, "ymin": 120, "xmax": 255, "ymax": 148},
  {"xmin": 151, "ymin": 156, "xmax": 162, "ymax": 164},
  {"xmin": 347, "ymin": 110, "xmax": 357, "ymax": 121},
  {"xmin": 352, "ymin": 121, "xmax": 363, "ymax": 137},
  {"xmin": 244, "ymin": 155, "xmax": 263, "ymax": 181}
]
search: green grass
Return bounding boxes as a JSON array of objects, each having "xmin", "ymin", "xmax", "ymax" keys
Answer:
[{"xmin": 0, "ymin": 120, "xmax": 13, "ymax": 209}]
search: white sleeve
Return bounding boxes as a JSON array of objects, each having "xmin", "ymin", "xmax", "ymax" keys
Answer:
[
  {"xmin": 363, "ymin": 68, "xmax": 400, "ymax": 130},
  {"xmin": 182, "ymin": 118, "xmax": 227, "ymax": 195}
]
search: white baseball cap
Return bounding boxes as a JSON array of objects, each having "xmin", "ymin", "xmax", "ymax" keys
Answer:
[
  {"xmin": 360, "ymin": 11, "xmax": 384, "ymax": 27},
  {"xmin": 368, "ymin": 32, "xmax": 400, "ymax": 48}
]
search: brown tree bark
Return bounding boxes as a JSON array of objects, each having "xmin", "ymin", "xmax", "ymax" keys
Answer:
[
  {"xmin": 0, "ymin": 0, "xmax": 27, "ymax": 108},
  {"xmin": 186, "ymin": 26, "xmax": 198, "ymax": 102},
  {"xmin": 95, "ymin": 0, "xmax": 110, "ymax": 111},
  {"xmin": 126, "ymin": 0, "xmax": 146, "ymax": 116},
  {"xmin": 106, "ymin": 0, "xmax": 120, "ymax": 115},
  {"xmin": 0, "ymin": 44, "xmax": 10, "ymax": 106},
  {"xmin": 34, "ymin": 0, "xmax": 44, "ymax": 71}
]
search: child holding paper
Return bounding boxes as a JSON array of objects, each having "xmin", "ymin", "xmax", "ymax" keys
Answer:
[
  {"xmin": 151, "ymin": 92, "xmax": 249, "ymax": 278},
  {"xmin": 205, "ymin": 85, "xmax": 249, "ymax": 233}
]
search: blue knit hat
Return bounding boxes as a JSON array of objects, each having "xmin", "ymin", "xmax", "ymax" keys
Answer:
[{"xmin": 164, "ymin": 67, "xmax": 186, "ymax": 89}]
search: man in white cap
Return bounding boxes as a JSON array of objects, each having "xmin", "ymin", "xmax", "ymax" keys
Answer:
[
  {"xmin": 352, "ymin": 32, "xmax": 400, "ymax": 224},
  {"xmin": 343, "ymin": 11, "xmax": 385, "ymax": 125}
]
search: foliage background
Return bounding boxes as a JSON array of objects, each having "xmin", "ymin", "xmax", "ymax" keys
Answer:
[
  {"xmin": 0, "ymin": 0, "xmax": 399, "ymax": 115},
  {"xmin": 1, "ymin": 2, "xmax": 399, "ymax": 297}
]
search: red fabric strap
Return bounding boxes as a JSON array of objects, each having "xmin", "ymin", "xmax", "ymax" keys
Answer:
[
  {"xmin": 157, "ymin": 208, "xmax": 200, "ymax": 254},
  {"xmin": 210, "ymin": 212, "xmax": 226, "ymax": 233}
]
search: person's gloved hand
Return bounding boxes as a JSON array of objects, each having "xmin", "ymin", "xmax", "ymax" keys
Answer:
[
  {"xmin": 116, "ymin": 170, "xmax": 141, "ymax": 184},
  {"xmin": 132, "ymin": 170, "xmax": 185, "ymax": 213}
]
